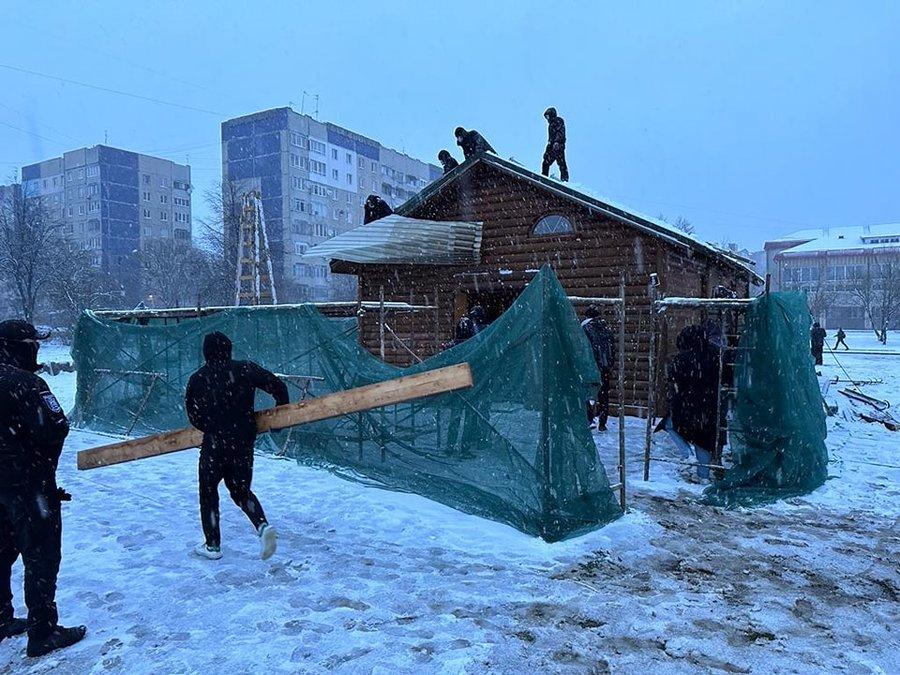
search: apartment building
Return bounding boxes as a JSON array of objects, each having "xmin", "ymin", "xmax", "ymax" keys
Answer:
[
  {"xmin": 221, "ymin": 107, "xmax": 441, "ymax": 302},
  {"xmin": 20, "ymin": 145, "xmax": 191, "ymax": 304},
  {"xmin": 765, "ymin": 223, "xmax": 900, "ymax": 328}
]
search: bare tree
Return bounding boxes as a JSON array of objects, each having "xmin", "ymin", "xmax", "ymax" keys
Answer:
[
  {"xmin": 139, "ymin": 239, "xmax": 216, "ymax": 309},
  {"xmin": 44, "ymin": 241, "xmax": 124, "ymax": 328},
  {"xmin": 848, "ymin": 253, "xmax": 900, "ymax": 344},
  {"xmin": 657, "ymin": 213, "xmax": 695, "ymax": 235},
  {"xmin": 0, "ymin": 184, "xmax": 72, "ymax": 322},
  {"xmin": 806, "ymin": 281, "xmax": 837, "ymax": 326},
  {"xmin": 195, "ymin": 179, "xmax": 244, "ymax": 306}
]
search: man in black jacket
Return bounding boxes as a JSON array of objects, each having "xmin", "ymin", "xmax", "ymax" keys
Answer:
[
  {"xmin": 438, "ymin": 150, "xmax": 460, "ymax": 174},
  {"xmin": 0, "ymin": 320, "xmax": 86, "ymax": 658},
  {"xmin": 363, "ymin": 194, "xmax": 393, "ymax": 225},
  {"xmin": 581, "ymin": 306, "xmax": 615, "ymax": 430},
  {"xmin": 541, "ymin": 107, "xmax": 569, "ymax": 182},
  {"xmin": 185, "ymin": 332, "xmax": 289, "ymax": 561},
  {"xmin": 667, "ymin": 325, "xmax": 720, "ymax": 463},
  {"xmin": 454, "ymin": 127, "xmax": 496, "ymax": 160},
  {"xmin": 810, "ymin": 322, "xmax": 827, "ymax": 365}
]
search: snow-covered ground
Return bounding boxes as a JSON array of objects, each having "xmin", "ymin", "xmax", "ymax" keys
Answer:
[{"xmin": 2, "ymin": 339, "xmax": 898, "ymax": 673}]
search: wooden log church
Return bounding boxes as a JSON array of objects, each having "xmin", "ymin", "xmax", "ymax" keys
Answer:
[{"xmin": 307, "ymin": 153, "xmax": 761, "ymax": 414}]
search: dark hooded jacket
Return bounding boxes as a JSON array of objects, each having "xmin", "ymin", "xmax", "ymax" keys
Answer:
[
  {"xmin": 467, "ymin": 305, "xmax": 488, "ymax": 333},
  {"xmin": 545, "ymin": 108, "xmax": 566, "ymax": 147},
  {"xmin": 185, "ymin": 332, "xmax": 289, "ymax": 448},
  {"xmin": 364, "ymin": 195, "xmax": 393, "ymax": 225},
  {"xmin": 810, "ymin": 323, "xmax": 826, "ymax": 351},
  {"xmin": 455, "ymin": 128, "xmax": 496, "ymax": 159},
  {"xmin": 667, "ymin": 325, "xmax": 720, "ymax": 452},
  {"xmin": 438, "ymin": 151, "xmax": 460, "ymax": 174},
  {"xmin": 0, "ymin": 339, "xmax": 69, "ymax": 485},
  {"xmin": 582, "ymin": 317, "xmax": 615, "ymax": 371}
]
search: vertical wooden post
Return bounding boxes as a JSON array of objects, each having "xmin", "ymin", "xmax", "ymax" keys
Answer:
[
  {"xmin": 379, "ymin": 285, "xmax": 385, "ymax": 361},
  {"xmin": 617, "ymin": 275, "xmax": 627, "ymax": 510},
  {"xmin": 712, "ymin": 309, "xmax": 728, "ymax": 477},
  {"xmin": 643, "ymin": 291, "xmax": 657, "ymax": 482},
  {"xmin": 434, "ymin": 289, "xmax": 440, "ymax": 354}
]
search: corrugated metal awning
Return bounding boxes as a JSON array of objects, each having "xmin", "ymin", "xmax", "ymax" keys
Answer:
[{"xmin": 302, "ymin": 214, "xmax": 482, "ymax": 265}]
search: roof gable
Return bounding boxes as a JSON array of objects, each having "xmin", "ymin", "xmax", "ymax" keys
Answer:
[{"xmin": 397, "ymin": 154, "xmax": 761, "ymax": 283}]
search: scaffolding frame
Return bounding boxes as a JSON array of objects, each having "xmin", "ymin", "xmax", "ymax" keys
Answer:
[{"xmin": 642, "ymin": 295, "xmax": 753, "ymax": 481}]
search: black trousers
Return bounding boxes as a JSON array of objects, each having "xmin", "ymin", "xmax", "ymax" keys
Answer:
[
  {"xmin": 199, "ymin": 438, "xmax": 267, "ymax": 548},
  {"xmin": 812, "ymin": 348, "xmax": 823, "ymax": 365},
  {"xmin": 835, "ymin": 338, "xmax": 849, "ymax": 350},
  {"xmin": 587, "ymin": 369, "xmax": 611, "ymax": 428},
  {"xmin": 0, "ymin": 479, "xmax": 61, "ymax": 639},
  {"xmin": 541, "ymin": 144, "xmax": 569, "ymax": 181}
]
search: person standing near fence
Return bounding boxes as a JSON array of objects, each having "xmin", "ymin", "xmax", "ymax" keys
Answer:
[
  {"xmin": 810, "ymin": 322, "xmax": 826, "ymax": 365},
  {"xmin": 581, "ymin": 305, "xmax": 615, "ymax": 431},
  {"xmin": 185, "ymin": 332, "xmax": 289, "ymax": 561}
]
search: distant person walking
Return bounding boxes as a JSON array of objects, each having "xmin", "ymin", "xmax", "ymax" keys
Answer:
[
  {"xmin": 834, "ymin": 328, "xmax": 849, "ymax": 351},
  {"xmin": 810, "ymin": 322, "xmax": 826, "ymax": 365},
  {"xmin": 541, "ymin": 107, "xmax": 568, "ymax": 182},
  {"xmin": 185, "ymin": 332, "xmax": 289, "ymax": 561},
  {"xmin": 581, "ymin": 305, "xmax": 614, "ymax": 431}
]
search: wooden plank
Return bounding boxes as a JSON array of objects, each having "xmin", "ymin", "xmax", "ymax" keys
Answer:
[{"xmin": 77, "ymin": 363, "xmax": 473, "ymax": 471}]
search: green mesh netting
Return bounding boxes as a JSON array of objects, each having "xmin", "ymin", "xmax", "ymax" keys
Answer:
[
  {"xmin": 703, "ymin": 291, "xmax": 829, "ymax": 507},
  {"xmin": 71, "ymin": 266, "xmax": 621, "ymax": 541}
]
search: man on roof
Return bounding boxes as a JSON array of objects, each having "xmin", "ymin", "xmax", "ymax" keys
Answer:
[
  {"xmin": 541, "ymin": 107, "xmax": 569, "ymax": 182},
  {"xmin": 454, "ymin": 127, "xmax": 496, "ymax": 160},
  {"xmin": 438, "ymin": 150, "xmax": 460, "ymax": 174},
  {"xmin": 364, "ymin": 195, "xmax": 393, "ymax": 224}
]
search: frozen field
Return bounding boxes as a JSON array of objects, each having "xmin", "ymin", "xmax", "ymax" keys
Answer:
[{"xmin": 0, "ymin": 339, "xmax": 897, "ymax": 673}]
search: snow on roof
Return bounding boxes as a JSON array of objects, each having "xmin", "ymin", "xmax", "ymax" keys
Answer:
[
  {"xmin": 302, "ymin": 214, "xmax": 482, "ymax": 265},
  {"xmin": 398, "ymin": 154, "xmax": 761, "ymax": 282},
  {"xmin": 777, "ymin": 223, "xmax": 900, "ymax": 255}
]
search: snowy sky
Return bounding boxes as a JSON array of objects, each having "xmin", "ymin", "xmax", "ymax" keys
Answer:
[{"xmin": 0, "ymin": 0, "xmax": 897, "ymax": 250}]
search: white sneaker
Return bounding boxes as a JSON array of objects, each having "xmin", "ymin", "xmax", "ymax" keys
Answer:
[
  {"xmin": 258, "ymin": 523, "xmax": 277, "ymax": 561},
  {"xmin": 194, "ymin": 543, "xmax": 222, "ymax": 560}
]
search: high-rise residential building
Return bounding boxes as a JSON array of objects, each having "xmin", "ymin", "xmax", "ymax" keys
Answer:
[
  {"xmin": 20, "ymin": 145, "xmax": 192, "ymax": 304},
  {"xmin": 221, "ymin": 107, "xmax": 441, "ymax": 302}
]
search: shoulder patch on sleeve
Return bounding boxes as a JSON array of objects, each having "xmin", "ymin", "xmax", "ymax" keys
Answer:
[{"xmin": 40, "ymin": 391, "xmax": 63, "ymax": 414}]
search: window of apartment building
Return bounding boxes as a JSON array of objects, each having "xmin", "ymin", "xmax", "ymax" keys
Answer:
[
  {"xmin": 88, "ymin": 184, "xmax": 98, "ymax": 196},
  {"xmin": 52, "ymin": 176, "xmax": 59, "ymax": 187},
  {"xmin": 310, "ymin": 160, "xmax": 326, "ymax": 175},
  {"xmin": 87, "ymin": 165, "xmax": 99, "ymax": 177},
  {"xmin": 77, "ymin": 204, "xmax": 85, "ymax": 215},
  {"xmin": 64, "ymin": 224, "xmax": 73, "ymax": 235},
  {"xmin": 826, "ymin": 266, "xmax": 846, "ymax": 281},
  {"xmin": 293, "ymin": 263, "xmax": 304, "ymax": 278},
  {"xmin": 42, "ymin": 179, "xmax": 48, "ymax": 189},
  {"xmin": 294, "ymin": 242, "xmax": 307, "ymax": 255},
  {"xmin": 331, "ymin": 169, "xmax": 339, "ymax": 180},
  {"xmin": 160, "ymin": 211, "xmax": 168, "ymax": 221},
  {"xmin": 160, "ymin": 177, "xmax": 169, "ymax": 188},
  {"xmin": 291, "ymin": 176, "xmax": 304, "ymax": 190},
  {"xmin": 311, "ymin": 201, "xmax": 327, "ymax": 217},
  {"xmin": 314, "ymin": 222, "xmax": 326, "ymax": 236},
  {"xmin": 345, "ymin": 152, "xmax": 352, "ymax": 164},
  {"xmin": 174, "ymin": 229, "xmax": 190, "ymax": 241},
  {"xmin": 143, "ymin": 226, "xmax": 152, "ymax": 237},
  {"xmin": 143, "ymin": 174, "xmax": 151, "ymax": 185},
  {"xmin": 142, "ymin": 191, "xmax": 151, "ymax": 201},
  {"xmin": 67, "ymin": 206, "xmax": 74, "ymax": 217},
  {"xmin": 160, "ymin": 194, "xmax": 168, "ymax": 204},
  {"xmin": 346, "ymin": 193, "xmax": 352, "ymax": 204},
  {"xmin": 290, "ymin": 132, "xmax": 306, "ymax": 147},
  {"xmin": 89, "ymin": 201, "xmax": 99, "ymax": 213},
  {"xmin": 331, "ymin": 148, "xmax": 338, "ymax": 160},
  {"xmin": 291, "ymin": 198, "xmax": 306, "ymax": 213},
  {"xmin": 358, "ymin": 157, "xmax": 365, "ymax": 169},
  {"xmin": 359, "ymin": 177, "xmax": 365, "ymax": 190},
  {"xmin": 345, "ymin": 211, "xmax": 352, "ymax": 224},
  {"xmin": 67, "ymin": 171, "xmax": 75, "ymax": 183},
  {"xmin": 290, "ymin": 153, "xmax": 300, "ymax": 168},
  {"xmin": 309, "ymin": 139, "xmax": 326, "ymax": 155},
  {"xmin": 371, "ymin": 161, "xmax": 377, "ymax": 172},
  {"xmin": 77, "ymin": 168, "xmax": 84, "ymax": 180},
  {"xmin": 333, "ymin": 209, "xmax": 339, "ymax": 221},
  {"xmin": 143, "ymin": 208, "xmax": 151, "ymax": 219},
  {"xmin": 77, "ymin": 186, "xmax": 84, "ymax": 198},
  {"xmin": 310, "ymin": 183, "xmax": 327, "ymax": 197}
]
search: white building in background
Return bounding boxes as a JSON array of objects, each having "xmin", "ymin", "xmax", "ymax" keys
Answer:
[
  {"xmin": 765, "ymin": 224, "xmax": 900, "ymax": 328},
  {"xmin": 221, "ymin": 107, "xmax": 441, "ymax": 302}
]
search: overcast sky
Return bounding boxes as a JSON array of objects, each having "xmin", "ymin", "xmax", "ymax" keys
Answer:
[{"xmin": 1, "ymin": 1, "xmax": 897, "ymax": 250}]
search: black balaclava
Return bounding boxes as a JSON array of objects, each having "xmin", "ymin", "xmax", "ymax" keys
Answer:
[{"xmin": 203, "ymin": 331, "xmax": 233, "ymax": 365}]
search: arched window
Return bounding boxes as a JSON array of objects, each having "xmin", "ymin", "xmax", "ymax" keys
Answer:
[{"xmin": 532, "ymin": 214, "xmax": 574, "ymax": 236}]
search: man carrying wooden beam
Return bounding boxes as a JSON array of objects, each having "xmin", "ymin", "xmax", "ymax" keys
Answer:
[{"xmin": 185, "ymin": 332, "xmax": 289, "ymax": 561}]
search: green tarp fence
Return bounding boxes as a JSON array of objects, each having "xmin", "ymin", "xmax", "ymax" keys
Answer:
[
  {"xmin": 71, "ymin": 266, "xmax": 621, "ymax": 541},
  {"xmin": 703, "ymin": 291, "xmax": 829, "ymax": 506}
]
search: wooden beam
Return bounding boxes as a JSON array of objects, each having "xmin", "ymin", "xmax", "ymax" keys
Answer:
[{"xmin": 76, "ymin": 363, "xmax": 473, "ymax": 471}]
